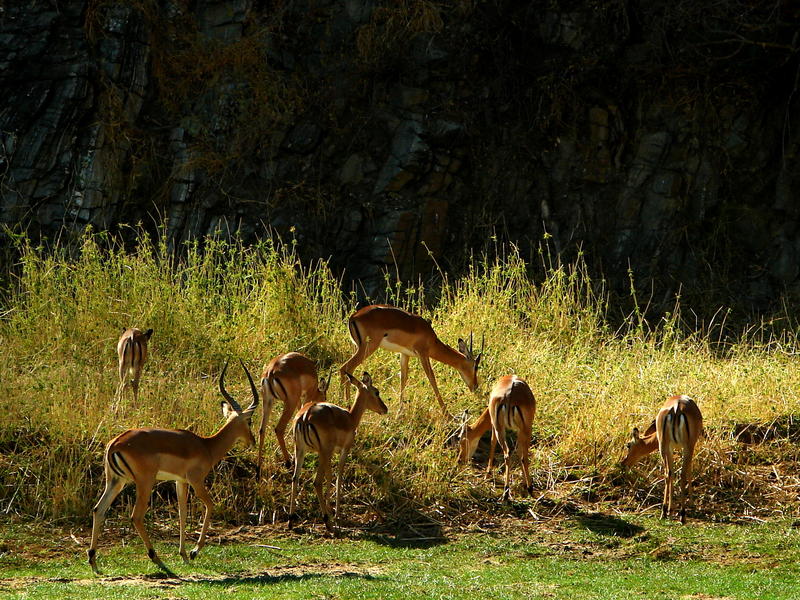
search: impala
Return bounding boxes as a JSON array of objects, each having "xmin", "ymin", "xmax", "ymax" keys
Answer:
[
  {"xmin": 340, "ymin": 304, "xmax": 482, "ymax": 418},
  {"xmin": 622, "ymin": 394, "xmax": 703, "ymax": 523},
  {"xmin": 289, "ymin": 371, "xmax": 388, "ymax": 532},
  {"xmin": 257, "ymin": 352, "xmax": 329, "ymax": 474},
  {"xmin": 117, "ymin": 327, "xmax": 153, "ymax": 402},
  {"xmin": 458, "ymin": 375, "xmax": 536, "ymax": 500},
  {"xmin": 87, "ymin": 359, "xmax": 259, "ymax": 574}
]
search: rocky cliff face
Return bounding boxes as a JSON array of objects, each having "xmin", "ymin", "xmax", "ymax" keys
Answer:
[{"xmin": 1, "ymin": 0, "xmax": 799, "ymax": 314}]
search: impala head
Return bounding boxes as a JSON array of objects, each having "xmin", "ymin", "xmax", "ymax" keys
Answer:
[
  {"xmin": 318, "ymin": 372, "xmax": 331, "ymax": 401},
  {"xmin": 443, "ymin": 409, "xmax": 468, "ymax": 449},
  {"xmin": 621, "ymin": 426, "xmax": 652, "ymax": 468},
  {"xmin": 457, "ymin": 332, "xmax": 484, "ymax": 393},
  {"xmin": 121, "ymin": 327, "xmax": 153, "ymax": 339},
  {"xmin": 219, "ymin": 359, "xmax": 260, "ymax": 446},
  {"xmin": 345, "ymin": 371, "xmax": 388, "ymax": 415},
  {"xmin": 456, "ymin": 410, "xmax": 479, "ymax": 463}
]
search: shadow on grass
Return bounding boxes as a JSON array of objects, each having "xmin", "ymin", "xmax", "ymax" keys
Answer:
[
  {"xmin": 573, "ymin": 512, "xmax": 645, "ymax": 538},
  {"xmin": 363, "ymin": 530, "xmax": 449, "ymax": 550},
  {"xmin": 358, "ymin": 508, "xmax": 450, "ymax": 549},
  {"xmin": 200, "ymin": 571, "xmax": 381, "ymax": 586}
]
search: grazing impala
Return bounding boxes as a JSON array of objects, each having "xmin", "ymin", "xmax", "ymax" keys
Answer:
[
  {"xmin": 87, "ymin": 360, "xmax": 259, "ymax": 574},
  {"xmin": 257, "ymin": 352, "xmax": 329, "ymax": 474},
  {"xmin": 289, "ymin": 371, "xmax": 388, "ymax": 532},
  {"xmin": 622, "ymin": 395, "xmax": 703, "ymax": 524},
  {"xmin": 117, "ymin": 327, "xmax": 153, "ymax": 401},
  {"xmin": 340, "ymin": 304, "xmax": 482, "ymax": 418},
  {"xmin": 458, "ymin": 375, "xmax": 536, "ymax": 500}
]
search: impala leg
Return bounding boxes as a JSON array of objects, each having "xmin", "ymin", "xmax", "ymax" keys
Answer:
[
  {"xmin": 186, "ymin": 478, "xmax": 214, "ymax": 560},
  {"xmin": 517, "ymin": 428, "xmax": 533, "ymax": 495},
  {"xmin": 88, "ymin": 476, "xmax": 126, "ymax": 574},
  {"xmin": 289, "ymin": 443, "xmax": 306, "ymax": 527},
  {"xmin": 486, "ymin": 426, "xmax": 498, "ymax": 477},
  {"xmin": 661, "ymin": 450, "xmax": 674, "ymax": 520},
  {"xmin": 118, "ymin": 359, "xmax": 126, "ymax": 385},
  {"xmin": 132, "ymin": 360, "xmax": 143, "ymax": 401},
  {"xmin": 334, "ymin": 447, "xmax": 349, "ymax": 528},
  {"xmin": 399, "ymin": 354, "xmax": 410, "ymax": 404},
  {"xmin": 314, "ymin": 449, "xmax": 334, "ymax": 532},
  {"xmin": 340, "ymin": 336, "xmax": 380, "ymax": 403},
  {"xmin": 418, "ymin": 355, "xmax": 452, "ymax": 419},
  {"xmin": 274, "ymin": 401, "xmax": 296, "ymax": 467},
  {"xmin": 115, "ymin": 362, "xmax": 128, "ymax": 408},
  {"xmin": 495, "ymin": 426, "xmax": 513, "ymax": 501},
  {"xmin": 176, "ymin": 480, "xmax": 190, "ymax": 563},
  {"xmin": 256, "ymin": 391, "xmax": 275, "ymax": 480},
  {"xmin": 129, "ymin": 478, "xmax": 171, "ymax": 572},
  {"xmin": 679, "ymin": 448, "xmax": 695, "ymax": 524}
]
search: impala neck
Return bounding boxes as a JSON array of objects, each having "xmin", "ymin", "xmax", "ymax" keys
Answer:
[
  {"xmin": 347, "ymin": 393, "xmax": 370, "ymax": 430},
  {"xmin": 462, "ymin": 408, "xmax": 492, "ymax": 459},
  {"xmin": 204, "ymin": 418, "xmax": 247, "ymax": 465},
  {"xmin": 622, "ymin": 422, "xmax": 659, "ymax": 466},
  {"xmin": 639, "ymin": 432, "xmax": 659, "ymax": 454},
  {"xmin": 429, "ymin": 338, "xmax": 468, "ymax": 372}
]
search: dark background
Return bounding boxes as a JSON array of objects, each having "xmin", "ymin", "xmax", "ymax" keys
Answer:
[{"xmin": 2, "ymin": 0, "xmax": 799, "ymax": 319}]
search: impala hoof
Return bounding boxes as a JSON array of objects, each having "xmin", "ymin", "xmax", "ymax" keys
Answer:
[
  {"xmin": 526, "ymin": 484, "xmax": 534, "ymax": 496},
  {"xmin": 502, "ymin": 489, "xmax": 511, "ymax": 503},
  {"xmin": 323, "ymin": 515, "xmax": 335, "ymax": 533},
  {"xmin": 87, "ymin": 549, "xmax": 101, "ymax": 575},
  {"xmin": 189, "ymin": 549, "xmax": 199, "ymax": 560}
]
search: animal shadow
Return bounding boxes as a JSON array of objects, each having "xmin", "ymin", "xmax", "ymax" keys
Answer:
[{"xmin": 573, "ymin": 512, "xmax": 644, "ymax": 538}]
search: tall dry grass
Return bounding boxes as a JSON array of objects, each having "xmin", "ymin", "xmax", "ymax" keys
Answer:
[{"xmin": 2, "ymin": 228, "xmax": 800, "ymax": 526}]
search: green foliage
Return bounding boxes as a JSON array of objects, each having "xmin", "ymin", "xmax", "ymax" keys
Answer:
[{"xmin": 2, "ymin": 228, "xmax": 800, "ymax": 528}]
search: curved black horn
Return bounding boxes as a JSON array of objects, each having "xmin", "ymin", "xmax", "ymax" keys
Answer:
[
  {"xmin": 239, "ymin": 358, "xmax": 260, "ymax": 412},
  {"xmin": 219, "ymin": 360, "xmax": 242, "ymax": 412}
]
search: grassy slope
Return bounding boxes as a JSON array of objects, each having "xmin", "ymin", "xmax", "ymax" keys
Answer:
[{"xmin": 1, "ymin": 229, "xmax": 800, "ymax": 527}]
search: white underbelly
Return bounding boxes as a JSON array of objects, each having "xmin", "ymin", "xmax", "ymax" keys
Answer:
[
  {"xmin": 380, "ymin": 339, "xmax": 417, "ymax": 357},
  {"xmin": 156, "ymin": 470, "xmax": 186, "ymax": 482}
]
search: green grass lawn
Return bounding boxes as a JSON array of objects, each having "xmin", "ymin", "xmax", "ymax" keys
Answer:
[{"xmin": 3, "ymin": 513, "xmax": 799, "ymax": 599}]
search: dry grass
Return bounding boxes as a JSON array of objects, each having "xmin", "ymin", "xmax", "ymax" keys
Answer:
[{"xmin": 1, "ymin": 228, "xmax": 800, "ymax": 529}]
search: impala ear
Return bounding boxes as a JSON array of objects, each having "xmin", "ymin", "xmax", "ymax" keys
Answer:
[
  {"xmin": 144, "ymin": 328, "xmax": 153, "ymax": 339},
  {"xmin": 458, "ymin": 338, "xmax": 467, "ymax": 354},
  {"xmin": 221, "ymin": 400, "xmax": 234, "ymax": 419},
  {"xmin": 361, "ymin": 371, "xmax": 372, "ymax": 386},
  {"xmin": 474, "ymin": 353, "xmax": 482, "ymax": 370},
  {"xmin": 631, "ymin": 427, "xmax": 640, "ymax": 442}
]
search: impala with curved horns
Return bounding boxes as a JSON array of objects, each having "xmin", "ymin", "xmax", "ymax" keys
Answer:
[
  {"xmin": 622, "ymin": 395, "xmax": 703, "ymax": 524},
  {"xmin": 340, "ymin": 304, "xmax": 482, "ymax": 418},
  {"xmin": 257, "ymin": 352, "xmax": 330, "ymax": 475},
  {"xmin": 289, "ymin": 371, "xmax": 388, "ymax": 532},
  {"xmin": 458, "ymin": 375, "xmax": 536, "ymax": 500},
  {"xmin": 87, "ymin": 359, "xmax": 259, "ymax": 575},
  {"xmin": 117, "ymin": 327, "xmax": 153, "ymax": 402}
]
